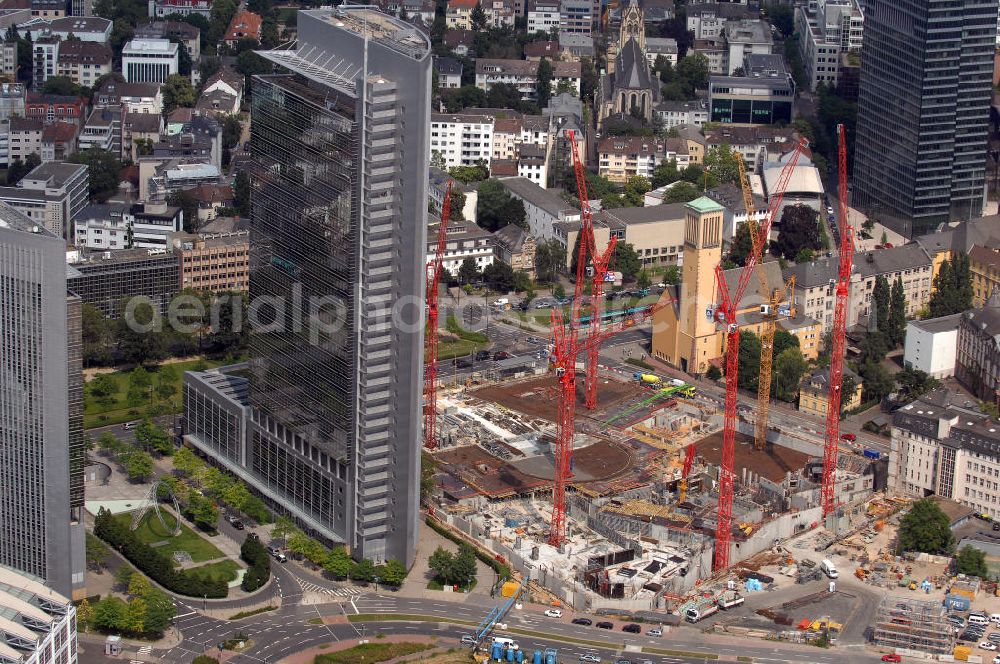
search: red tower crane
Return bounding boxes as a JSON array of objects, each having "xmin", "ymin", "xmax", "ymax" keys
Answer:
[
  {"xmin": 584, "ymin": 224, "xmax": 618, "ymax": 410},
  {"xmin": 822, "ymin": 124, "xmax": 854, "ymax": 517},
  {"xmin": 678, "ymin": 442, "xmax": 696, "ymax": 503},
  {"xmin": 711, "ymin": 139, "xmax": 808, "ymax": 571},
  {"xmin": 423, "ymin": 183, "xmax": 452, "ymax": 450}
]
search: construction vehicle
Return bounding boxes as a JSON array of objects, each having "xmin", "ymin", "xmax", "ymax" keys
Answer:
[
  {"xmin": 633, "ymin": 372, "xmax": 662, "ymax": 384},
  {"xmin": 684, "ymin": 596, "xmax": 719, "ymax": 622}
]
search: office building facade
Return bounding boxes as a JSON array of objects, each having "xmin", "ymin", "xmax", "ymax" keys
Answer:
[
  {"xmin": 245, "ymin": 7, "xmax": 430, "ymax": 565},
  {"xmin": 0, "ymin": 203, "xmax": 85, "ymax": 599},
  {"xmin": 121, "ymin": 38, "xmax": 178, "ymax": 83},
  {"xmin": 853, "ymin": 0, "xmax": 995, "ymax": 236}
]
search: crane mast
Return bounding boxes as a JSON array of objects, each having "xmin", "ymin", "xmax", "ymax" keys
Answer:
[{"xmin": 423, "ymin": 183, "xmax": 452, "ymax": 450}]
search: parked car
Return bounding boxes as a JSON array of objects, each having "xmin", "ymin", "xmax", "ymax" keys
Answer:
[
  {"xmin": 122, "ymin": 421, "xmax": 138, "ymax": 430},
  {"xmin": 622, "ymin": 624, "xmax": 641, "ymax": 633},
  {"xmin": 841, "ymin": 433, "xmax": 857, "ymax": 441},
  {"xmin": 475, "ymin": 350, "xmax": 491, "ymax": 361},
  {"xmin": 572, "ymin": 618, "xmax": 592, "ymax": 626},
  {"xmin": 493, "ymin": 351, "xmax": 510, "ymax": 361},
  {"xmin": 267, "ymin": 546, "xmax": 287, "ymax": 563},
  {"xmin": 614, "ymin": 659, "xmax": 631, "ymax": 664},
  {"xmin": 596, "ymin": 622, "xmax": 613, "ymax": 630},
  {"xmin": 881, "ymin": 655, "xmax": 901, "ymax": 663},
  {"xmin": 460, "ymin": 635, "xmax": 476, "ymax": 646},
  {"xmin": 544, "ymin": 609, "xmax": 563, "ymax": 618},
  {"xmin": 247, "ymin": 532, "xmax": 260, "ymax": 541},
  {"xmin": 993, "ymin": 656, "xmax": 1000, "ymax": 664},
  {"xmin": 983, "ymin": 643, "xmax": 999, "ymax": 652},
  {"xmin": 579, "ymin": 655, "xmax": 600, "ymax": 662},
  {"xmin": 646, "ymin": 628, "xmax": 662, "ymax": 637},
  {"xmin": 455, "ymin": 357, "xmax": 473, "ymax": 369}
]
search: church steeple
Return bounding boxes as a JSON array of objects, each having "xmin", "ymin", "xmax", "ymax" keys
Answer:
[{"xmin": 619, "ymin": 0, "xmax": 645, "ymax": 52}]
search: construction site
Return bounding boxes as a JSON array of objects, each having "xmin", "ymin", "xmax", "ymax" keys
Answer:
[{"xmin": 422, "ymin": 127, "xmax": 882, "ymax": 613}]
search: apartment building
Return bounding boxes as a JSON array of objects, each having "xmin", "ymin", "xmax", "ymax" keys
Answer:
[
  {"xmin": 702, "ymin": 125, "xmax": 801, "ymax": 171},
  {"xmin": 122, "ymin": 112, "xmax": 163, "ymax": 162},
  {"xmin": 645, "ymin": 37, "xmax": 678, "ymax": 67},
  {"xmin": 798, "ymin": 366, "xmax": 862, "ymax": 417},
  {"xmin": 73, "ymin": 201, "xmax": 182, "ymax": 249},
  {"xmin": 224, "ymin": 10, "xmax": 262, "ymax": 47},
  {"xmin": 40, "ymin": 121, "xmax": 77, "ymax": 162},
  {"xmin": 475, "ymin": 59, "xmax": 581, "ymax": 99},
  {"xmin": 8, "ymin": 117, "xmax": 44, "ymax": 163},
  {"xmin": 794, "ymin": 0, "xmax": 863, "ymax": 90},
  {"xmin": 904, "ymin": 314, "xmax": 961, "ymax": 379},
  {"xmin": 134, "ymin": 20, "xmax": 201, "ymax": 62},
  {"xmin": 559, "ymin": 0, "xmax": 592, "ymax": 34},
  {"xmin": 78, "ymin": 107, "xmax": 120, "ymax": 153},
  {"xmin": 429, "ymin": 167, "xmax": 478, "ymax": 223},
  {"xmin": 18, "ymin": 15, "xmax": 113, "ymax": 42},
  {"xmin": 0, "ymin": 40, "xmax": 16, "ymax": 79},
  {"xmin": 94, "ymin": 79, "xmax": 163, "ymax": 114},
  {"xmin": 493, "ymin": 223, "xmax": 536, "ymax": 277},
  {"xmin": 723, "ymin": 20, "xmax": 772, "ymax": 75},
  {"xmin": 148, "ymin": 0, "xmax": 212, "ymax": 18},
  {"xmin": 517, "ymin": 142, "xmax": 548, "ymax": 187},
  {"xmin": 446, "ymin": 0, "xmax": 477, "ymax": 29},
  {"xmin": 480, "ymin": 0, "xmax": 515, "ymax": 27},
  {"xmin": 889, "ymin": 389, "xmax": 1000, "ymax": 518},
  {"xmin": 704, "ymin": 181, "xmax": 767, "ymax": 241},
  {"xmin": 25, "ymin": 92, "xmax": 85, "ymax": 124},
  {"xmin": 499, "ymin": 175, "xmax": 580, "ymax": 242},
  {"xmin": 55, "ymin": 39, "xmax": 112, "ymax": 88},
  {"xmin": 430, "ymin": 112, "xmax": 495, "ymax": 169},
  {"xmin": 686, "ymin": 1, "xmax": 759, "ymax": 40},
  {"xmin": 174, "ymin": 229, "xmax": 250, "ymax": 293},
  {"xmin": 597, "ymin": 135, "xmax": 690, "ymax": 183},
  {"xmin": 956, "ymin": 293, "xmax": 1000, "ymax": 405},
  {"xmin": 708, "ymin": 53, "xmax": 794, "ymax": 125},
  {"xmin": 654, "ymin": 99, "xmax": 708, "ymax": 128},
  {"xmin": 122, "ymin": 38, "xmax": 178, "ymax": 83},
  {"xmin": 783, "ymin": 243, "xmax": 934, "ymax": 335},
  {"xmin": 970, "ymin": 244, "xmax": 1000, "ymax": 306},
  {"xmin": 0, "ymin": 161, "xmax": 87, "ymax": 238},
  {"xmin": 427, "ymin": 216, "xmax": 495, "ymax": 276},
  {"xmin": 527, "ymin": 0, "xmax": 560, "ymax": 34}
]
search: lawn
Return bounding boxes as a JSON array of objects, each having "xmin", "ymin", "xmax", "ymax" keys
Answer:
[
  {"xmin": 84, "ymin": 358, "xmax": 230, "ymax": 429},
  {"xmin": 186, "ymin": 559, "xmax": 241, "ymax": 585},
  {"xmin": 434, "ymin": 338, "xmax": 484, "ymax": 362},
  {"xmin": 315, "ymin": 643, "xmax": 435, "ymax": 664},
  {"xmin": 427, "ymin": 578, "xmax": 477, "ymax": 592},
  {"xmin": 117, "ymin": 511, "xmax": 224, "ymax": 563}
]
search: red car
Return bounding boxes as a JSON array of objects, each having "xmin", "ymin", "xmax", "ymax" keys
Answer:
[
  {"xmin": 841, "ymin": 433, "xmax": 857, "ymax": 442},
  {"xmin": 882, "ymin": 655, "xmax": 902, "ymax": 663}
]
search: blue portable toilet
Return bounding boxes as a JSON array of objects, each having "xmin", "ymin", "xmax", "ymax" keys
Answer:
[
  {"xmin": 492, "ymin": 644, "xmax": 503, "ymax": 661},
  {"xmin": 516, "ymin": 650, "xmax": 524, "ymax": 664},
  {"xmin": 506, "ymin": 648, "xmax": 515, "ymax": 662},
  {"xmin": 544, "ymin": 649, "xmax": 557, "ymax": 664},
  {"xmin": 533, "ymin": 651, "xmax": 543, "ymax": 664}
]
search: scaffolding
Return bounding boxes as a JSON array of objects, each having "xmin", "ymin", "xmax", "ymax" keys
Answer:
[{"xmin": 873, "ymin": 596, "xmax": 955, "ymax": 655}]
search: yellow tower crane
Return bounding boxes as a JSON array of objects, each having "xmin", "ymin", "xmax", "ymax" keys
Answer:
[{"xmin": 733, "ymin": 155, "xmax": 797, "ymax": 451}]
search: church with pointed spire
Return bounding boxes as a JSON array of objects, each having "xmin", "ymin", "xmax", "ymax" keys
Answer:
[{"xmin": 598, "ymin": 0, "xmax": 660, "ymax": 123}]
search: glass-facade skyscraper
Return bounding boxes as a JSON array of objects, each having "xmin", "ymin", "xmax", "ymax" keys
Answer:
[
  {"xmin": 0, "ymin": 203, "xmax": 86, "ymax": 599},
  {"xmin": 247, "ymin": 7, "xmax": 431, "ymax": 565},
  {"xmin": 852, "ymin": 0, "xmax": 995, "ymax": 236}
]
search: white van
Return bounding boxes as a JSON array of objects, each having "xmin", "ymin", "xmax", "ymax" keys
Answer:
[
  {"xmin": 492, "ymin": 637, "xmax": 518, "ymax": 650},
  {"xmin": 820, "ymin": 559, "xmax": 839, "ymax": 579},
  {"xmin": 969, "ymin": 613, "xmax": 990, "ymax": 626}
]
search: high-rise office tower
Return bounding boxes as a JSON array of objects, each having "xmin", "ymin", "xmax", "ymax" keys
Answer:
[
  {"xmin": 853, "ymin": 0, "xmax": 995, "ymax": 236},
  {"xmin": 248, "ymin": 7, "xmax": 431, "ymax": 565},
  {"xmin": 0, "ymin": 203, "xmax": 86, "ymax": 599}
]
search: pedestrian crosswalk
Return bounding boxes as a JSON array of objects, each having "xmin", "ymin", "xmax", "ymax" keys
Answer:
[
  {"xmin": 137, "ymin": 645, "xmax": 152, "ymax": 655},
  {"xmin": 298, "ymin": 579, "xmax": 362, "ymax": 597}
]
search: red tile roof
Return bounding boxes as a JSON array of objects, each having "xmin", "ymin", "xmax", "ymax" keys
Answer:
[{"xmin": 224, "ymin": 10, "xmax": 262, "ymax": 43}]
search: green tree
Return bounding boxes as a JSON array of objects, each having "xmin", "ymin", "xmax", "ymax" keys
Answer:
[
  {"xmin": 534, "ymin": 238, "xmax": 566, "ymax": 284},
  {"xmin": 895, "ymin": 366, "xmax": 940, "ymax": 402},
  {"xmin": 185, "ymin": 492, "xmax": 219, "ymax": 529},
  {"xmin": 535, "ymin": 57, "xmax": 553, "ymax": 108},
  {"xmin": 323, "ymin": 547, "xmax": 352, "ymax": 579},
  {"xmin": 448, "ymin": 163, "xmax": 489, "ymax": 184},
  {"xmin": 86, "ymin": 532, "xmax": 109, "ymax": 568},
  {"xmin": 662, "ymin": 181, "xmax": 701, "ymax": 203},
  {"xmin": 166, "ymin": 189, "xmax": 199, "ymax": 233},
  {"xmin": 142, "ymin": 588, "xmax": 176, "ymax": 634},
  {"xmin": 350, "ymin": 558, "xmax": 377, "ymax": 582},
  {"xmin": 77, "ymin": 598, "xmax": 94, "ymax": 631},
  {"xmin": 888, "ymin": 276, "xmax": 907, "ymax": 347},
  {"xmin": 773, "ymin": 204, "xmax": 822, "ymax": 261},
  {"xmin": 929, "ymin": 253, "xmax": 973, "ymax": 317},
  {"xmin": 5, "ymin": 153, "xmax": 40, "ymax": 186},
  {"xmin": 93, "ymin": 596, "xmax": 128, "ymax": 631},
  {"xmin": 623, "ymin": 176, "xmax": 650, "ymax": 207},
  {"xmin": 737, "ymin": 330, "xmax": 762, "ymax": 391},
  {"xmin": 428, "ymin": 546, "xmax": 455, "ymax": 584},
  {"xmin": 897, "ymin": 498, "xmax": 955, "ymax": 554},
  {"xmin": 458, "ymin": 257, "xmax": 481, "ymax": 284},
  {"xmin": 223, "ymin": 482, "xmax": 251, "ymax": 511},
  {"xmin": 173, "ymin": 446, "xmax": 203, "ymax": 477},
  {"xmin": 860, "ymin": 359, "xmax": 894, "ymax": 403},
  {"xmin": 651, "ymin": 158, "xmax": 680, "ymax": 188},
  {"xmin": 674, "ymin": 53, "xmax": 709, "ymax": 97},
  {"xmin": 121, "ymin": 450, "xmax": 154, "ymax": 482},
  {"xmin": 483, "ymin": 261, "xmax": 516, "ymax": 292},
  {"xmin": 706, "ymin": 365, "xmax": 722, "ymax": 380},
  {"xmin": 42, "ymin": 76, "xmax": 80, "ymax": 96},
  {"xmin": 773, "ymin": 347, "xmax": 808, "ymax": 402},
  {"xmin": 612, "ymin": 242, "xmax": 642, "ymax": 280},
  {"xmin": 125, "ymin": 597, "xmax": 147, "ymax": 634},
  {"xmin": 768, "ymin": 4, "xmax": 794, "ymax": 36},
  {"xmin": 470, "ymin": 4, "xmax": 487, "ymax": 30},
  {"xmin": 235, "ymin": 49, "xmax": 272, "ymax": 89},
  {"xmin": 114, "ymin": 564, "xmax": 135, "ymax": 589},
  {"xmin": 636, "ymin": 269, "xmax": 652, "ymax": 290},
  {"xmin": 955, "ymin": 545, "xmax": 988, "ymax": 578},
  {"xmin": 703, "ymin": 145, "xmax": 740, "ymax": 186},
  {"xmin": 69, "ymin": 149, "xmax": 122, "ymax": 202},
  {"xmin": 128, "ymin": 571, "xmax": 151, "ymax": 598},
  {"xmin": 871, "ymin": 274, "xmax": 890, "ymax": 333},
  {"xmin": 726, "ymin": 222, "xmax": 754, "ymax": 267},
  {"xmin": 476, "ymin": 179, "xmax": 527, "ymax": 232},
  {"xmin": 378, "ymin": 559, "xmax": 408, "ymax": 587}
]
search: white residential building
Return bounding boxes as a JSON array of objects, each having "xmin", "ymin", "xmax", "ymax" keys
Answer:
[
  {"xmin": 427, "ymin": 217, "xmax": 495, "ymax": 276},
  {"xmin": 481, "ymin": 0, "xmax": 515, "ymax": 27},
  {"xmin": 904, "ymin": 315, "xmax": 961, "ymax": 379},
  {"xmin": 73, "ymin": 202, "xmax": 183, "ymax": 249},
  {"xmin": 794, "ymin": 0, "xmax": 863, "ymax": 90},
  {"xmin": 527, "ymin": 0, "xmax": 560, "ymax": 34},
  {"xmin": 499, "ymin": 176, "xmax": 580, "ymax": 242},
  {"xmin": 17, "ymin": 15, "xmax": 112, "ymax": 41},
  {"xmin": 430, "ymin": 113, "xmax": 495, "ymax": 169},
  {"xmin": 148, "ymin": 0, "xmax": 212, "ymax": 18},
  {"xmin": 889, "ymin": 390, "xmax": 1000, "ymax": 519},
  {"xmin": 645, "ymin": 37, "xmax": 678, "ymax": 67},
  {"xmin": 653, "ymin": 99, "xmax": 708, "ymax": 128},
  {"xmin": 0, "ymin": 566, "xmax": 79, "ymax": 664},
  {"xmin": 122, "ymin": 38, "xmax": 178, "ymax": 83},
  {"xmin": 723, "ymin": 20, "xmax": 772, "ymax": 75},
  {"xmin": 475, "ymin": 59, "xmax": 581, "ymax": 100},
  {"xmin": 597, "ymin": 136, "xmax": 690, "ymax": 183},
  {"xmin": 0, "ymin": 161, "xmax": 88, "ymax": 238}
]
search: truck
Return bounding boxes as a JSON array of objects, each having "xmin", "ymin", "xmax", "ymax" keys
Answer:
[
  {"xmin": 820, "ymin": 559, "xmax": 839, "ymax": 579},
  {"xmin": 633, "ymin": 373, "xmax": 662, "ymax": 385},
  {"xmin": 684, "ymin": 596, "xmax": 719, "ymax": 623},
  {"xmin": 862, "ymin": 448, "xmax": 882, "ymax": 460},
  {"xmin": 492, "ymin": 298, "xmax": 511, "ymax": 310},
  {"xmin": 717, "ymin": 590, "xmax": 745, "ymax": 609}
]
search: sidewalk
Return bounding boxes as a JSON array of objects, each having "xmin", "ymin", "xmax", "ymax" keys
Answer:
[{"xmin": 397, "ymin": 521, "xmax": 496, "ymax": 600}]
